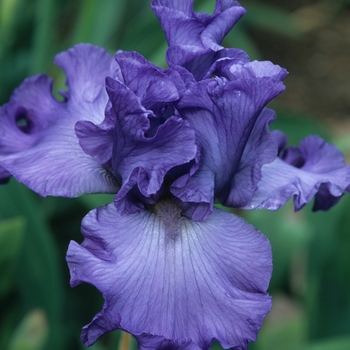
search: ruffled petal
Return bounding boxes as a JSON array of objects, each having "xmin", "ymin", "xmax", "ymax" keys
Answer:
[
  {"xmin": 102, "ymin": 73, "xmax": 197, "ymax": 214},
  {"xmin": 151, "ymin": 0, "xmax": 247, "ymax": 79},
  {"xmin": 245, "ymin": 135, "xmax": 350, "ymax": 211},
  {"xmin": 75, "ymin": 53, "xmax": 198, "ymax": 214},
  {"xmin": 66, "ymin": 201, "xmax": 272, "ymax": 349},
  {"xmin": 114, "ymin": 51, "xmax": 179, "ymax": 112},
  {"xmin": 114, "ymin": 115, "xmax": 196, "ymax": 197},
  {"xmin": 75, "ymin": 107, "xmax": 115, "ymax": 169},
  {"xmin": 171, "ymin": 168, "xmax": 215, "ymax": 221},
  {"xmin": 221, "ymin": 108, "xmax": 278, "ymax": 207},
  {"xmin": 54, "ymin": 43, "xmax": 115, "ymax": 119},
  {"xmin": 0, "ymin": 44, "xmax": 119, "ymax": 196},
  {"xmin": 172, "ymin": 60, "xmax": 287, "ymax": 219}
]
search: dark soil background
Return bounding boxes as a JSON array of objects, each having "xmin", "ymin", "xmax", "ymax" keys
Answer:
[{"xmin": 250, "ymin": 0, "xmax": 350, "ymax": 132}]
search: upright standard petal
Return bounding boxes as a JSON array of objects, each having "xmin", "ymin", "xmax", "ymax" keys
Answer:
[
  {"xmin": 172, "ymin": 60, "xmax": 287, "ymax": 220},
  {"xmin": 0, "ymin": 44, "xmax": 119, "ymax": 196},
  {"xmin": 76, "ymin": 52, "xmax": 197, "ymax": 214},
  {"xmin": 151, "ymin": 0, "xmax": 248, "ymax": 79},
  {"xmin": 114, "ymin": 51, "xmax": 180, "ymax": 112},
  {"xmin": 107, "ymin": 75, "xmax": 197, "ymax": 214},
  {"xmin": 66, "ymin": 201, "xmax": 272, "ymax": 349},
  {"xmin": 245, "ymin": 135, "xmax": 350, "ymax": 211}
]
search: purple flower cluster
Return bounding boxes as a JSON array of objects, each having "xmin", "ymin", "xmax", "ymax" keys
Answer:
[{"xmin": 1, "ymin": 0, "xmax": 350, "ymax": 349}]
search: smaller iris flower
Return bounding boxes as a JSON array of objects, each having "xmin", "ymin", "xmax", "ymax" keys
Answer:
[{"xmin": 1, "ymin": 0, "xmax": 349, "ymax": 349}]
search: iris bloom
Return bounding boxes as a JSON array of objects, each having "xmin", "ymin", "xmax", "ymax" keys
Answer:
[{"xmin": 1, "ymin": 0, "xmax": 350, "ymax": 349}]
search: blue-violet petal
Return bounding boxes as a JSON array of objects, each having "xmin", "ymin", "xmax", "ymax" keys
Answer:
[
  {"xmin": 151, "ymin": 0, "xmax": 248, "ymax": 79},
  {"xmin": 66, "ymin": 201, "xmax": 272, "ymax": 349},
  {"xmin": 172, "ymin": 60, "xmax": 287, "ymax": 220},
  {"xmin": 245, "ymin": 135, "xmax": 350, "ymax": 211},
  {"xmin": 0, "ymin": 44, "xmax": 119, "ymax": 196}
]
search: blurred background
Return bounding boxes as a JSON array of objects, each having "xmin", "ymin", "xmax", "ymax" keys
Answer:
[{"xmin": 1, "ymin": 0, "xmax": 350, "ymax": 349}]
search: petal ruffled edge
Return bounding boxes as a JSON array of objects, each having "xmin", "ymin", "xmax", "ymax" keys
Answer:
[
  {"xmin": 171, "ymin": 60, "xmax": 287, "ymax": 219},
  {"xmin": 152, "ymin": 0, "xmax": 247, "ymax": 79},
  {"xmin": 0, "ymin": 44, "xmax": 119, "ymax": 197},
  {"xmin": 67, "ymin": 202, "xmax": 272, "ymax": 349},
  {"xmin": 245, "ymin": 135, "xmax": 350, "ymax": 211},
  {"xmin": 103, "ymin": 75, "xmax": 197, "ymax": 214}
]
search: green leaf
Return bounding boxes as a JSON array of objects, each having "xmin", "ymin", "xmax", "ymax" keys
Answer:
[
  {"xmin": 0, "ymin": 217, "xmax": 25, "ymax": 297},
  {"xmin": 30, "ymin": 0, "xmax": 57, "ymax": 74},
  {"xmin": 224, "ymin": 22, "xmax": 262, "ymax": 60},
  {"xmin": 7, "ymin": 309, "xmax": 48, "ymax": 350},
  {"xmin": 306, "ymin": 195, "xmax": 350, "ymax": 340},
  {"xmin": 0, "ymin": 0, "xmax": 21, "ymax": 58},
  {"xmin": 0, "ymin": 180, "xmax": 65, "ymax": 350},
  {"xmin": 285, "ymin": 335, "xmax": 350, "ymax": 350},
  {"xmin": 245, "ymin": 201, "xmax": 311, "ymax": 292},
  {"xmin": 254, "ymin": 315, "xmax": 307, "ymax": 350},
  {"xmin": 271, "ymin": 109, "xmax": 330, "ymax": 145},
  {"xmin": 243, "ymin": 1, "xmax": 305, "ymax": 38},
  {"xmin": 71, "ymin": 0, "xmax": 126, "ymax": 47},
  {"xmin": 79, "ymin": 194, "xmax": 115, "ymax": 211}
]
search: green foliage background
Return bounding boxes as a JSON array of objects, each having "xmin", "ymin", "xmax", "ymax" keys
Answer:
[{"xmin": 1, "ymin": 0, "xmax": 350, "ymax": 349}]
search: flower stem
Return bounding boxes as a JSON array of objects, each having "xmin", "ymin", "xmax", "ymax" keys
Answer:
[{"xmin": 118, "ymin": 331, "xmax": 131, "ymax": 350}]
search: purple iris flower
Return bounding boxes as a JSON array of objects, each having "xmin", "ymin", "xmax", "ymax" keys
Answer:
[{"xmin": 1, "ymin": 0, "xmax": 350, "ymax": 349}]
